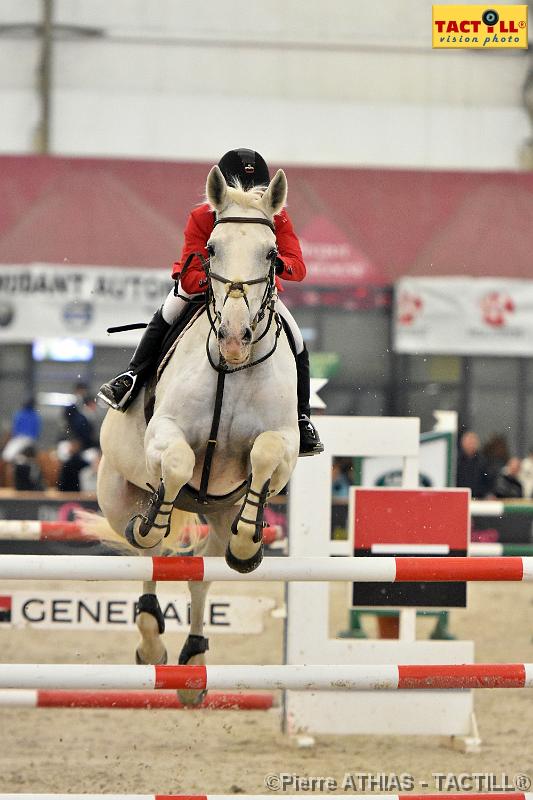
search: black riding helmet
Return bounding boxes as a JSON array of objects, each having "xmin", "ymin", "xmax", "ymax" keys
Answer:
[{"xmin": 218, "ymin": 149, "xmax": 270, "ymax": 191}]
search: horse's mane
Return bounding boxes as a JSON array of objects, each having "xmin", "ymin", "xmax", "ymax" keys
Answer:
[{"xmin": 206, "ymin": 179, "xmax": 270, "ymax": 214}]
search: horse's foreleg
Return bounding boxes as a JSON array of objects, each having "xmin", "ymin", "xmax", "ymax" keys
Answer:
[
  {"xmin": 135, "ymin": 547, "xmax": 168, "ymax": 666},
  {"xmin": 126, "ymin": 420, "xmax": 195, "ymax": 550},
  {"xmin": 177, "ymin": 511, "xmax": 230, "ymax": 706},
  {"xmin": 226, "ymin": 430, "xmax": 293, "ymax": 573}
]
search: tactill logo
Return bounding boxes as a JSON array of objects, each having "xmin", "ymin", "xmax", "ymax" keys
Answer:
[{"xmin": 432, "ymin": 4, "xmax": 528, "ymax": 48}]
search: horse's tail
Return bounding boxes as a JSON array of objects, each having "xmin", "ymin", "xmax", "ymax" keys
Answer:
[
  {"xmin": 164, "ymin": 510, "xmax": 206, "ymax": 554},
  {"xmin": 74, "ymin": 509, "xmax": 205, "ymax": 555}
]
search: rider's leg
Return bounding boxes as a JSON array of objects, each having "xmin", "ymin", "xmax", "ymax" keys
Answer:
[
  {"xmin": 97, "ymin": 289, "xmax": 191, "ymax": 411},
  {"xmin": 277, "ymin": 300, "xmax": 324, "ymax": 456}
]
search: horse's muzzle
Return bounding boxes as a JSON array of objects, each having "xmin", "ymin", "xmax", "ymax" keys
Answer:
[
  {"xmin": 218, "ymin": 329, "xmax": 252, "ymax": 365},
  {"xmin": 218, "ymin": 324, "xmax": 252, "ymax": 342}
]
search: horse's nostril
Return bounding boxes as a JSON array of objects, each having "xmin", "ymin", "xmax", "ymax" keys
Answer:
[
  {"xmin": 218, "ymin": 327, "xmax": 227, "ymax": 341},
  {"xmin": 242, "ymin": 328, "xmax": 253, "ymax": 344}
]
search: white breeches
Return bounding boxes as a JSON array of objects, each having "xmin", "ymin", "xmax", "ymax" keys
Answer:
[
  {"xmin": 161, "ymin": 289, "xmax": 304, "ymax": 354},
  {"xmin": 276, "ymin": 300, "xmax": 304, "ymax": 354},
  {"xmin": 162, "ymin": 288, "xmax": 190, "ymax": 324}
]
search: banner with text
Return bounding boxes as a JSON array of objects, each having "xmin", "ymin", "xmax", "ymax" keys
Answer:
[
  {"xmin": 395, "ymin": 277, "xmax": 533, "ymax": 356},
  {"xmin": 0, "ymin": 591, "xmax": 276, "ymax": 634},
  {"xmin": 0, "ymin": 264, "xmax": 172, "ymax": 346}
]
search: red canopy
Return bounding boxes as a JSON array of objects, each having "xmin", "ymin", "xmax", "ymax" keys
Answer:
[{"xmin": 1, "ymin": 155, "xmax": 532, "ymax": 284}]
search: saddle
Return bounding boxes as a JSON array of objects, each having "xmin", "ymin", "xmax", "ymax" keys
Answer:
[{"xmin": 143, "ymin": 298, "xmax": 207, "ymax": 424}]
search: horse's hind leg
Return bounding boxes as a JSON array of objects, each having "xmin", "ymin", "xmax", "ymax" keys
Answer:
[
  {"xmin": 226, "ymin": 430, "xmax": 294, "ymax": 573},
  {"xmin": 96, "ymin": 457, "xmax": 167, "ymax": 663},
  {"xmin": 97, "ymin": 455, "xmax": 147, "ymax": 538},
  {"xmin": 177, "ymin": 510, "xmax": 231, "ymax": 706}
]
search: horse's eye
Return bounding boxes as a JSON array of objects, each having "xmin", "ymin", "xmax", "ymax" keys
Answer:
[
  {"xmin": 207, "ymin": 243, "xmax": 215, "ymax": 257},
  {"xmin": 266, "ymin": 248, "xmax": 277, "ymax": 260}
]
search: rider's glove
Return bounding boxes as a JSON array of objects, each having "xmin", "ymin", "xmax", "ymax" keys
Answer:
[{"xmin": 275, "ymin": 256, "xmax": 285, "ymax": 276}]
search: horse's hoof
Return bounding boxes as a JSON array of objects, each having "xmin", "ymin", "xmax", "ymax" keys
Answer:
[
  {"xmin": 125, "ymin": 516, "xmax": 163, "ymax": 550},
  {"xmin": 177, "ymin": 634, "xmax": 209, "ymax": 706},
  {"xmin": 179, "ymin": 634, "xmax": 209, "ymax": 664},
  {"xmin": 135, "ymin": 647, "xmax": 168, "ymax": 665},
  {"xmin": 225, "ymin": 541, "xmax": 264, "ymax": 573},
  {"xmin": 178, "ymin": 688, "xmax": 207, "ymax": 707}
]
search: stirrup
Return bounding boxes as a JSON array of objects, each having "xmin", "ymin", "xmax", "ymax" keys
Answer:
[
  {"xmin": 97, "ymin": 371, "xmax": 137, "ymax": 411},
  {"xmin": 298, "ymin": 414, "xmax": 324, "ymax": 457}
]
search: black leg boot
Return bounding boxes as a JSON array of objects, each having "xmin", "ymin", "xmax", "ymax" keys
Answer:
[
  {"xmin": 296, "ymin": 346, "xmax": 324, "ymax": 456},
  {"xmin": 97, "ymin": 308, "xmax": 171, "ymax": 411}
]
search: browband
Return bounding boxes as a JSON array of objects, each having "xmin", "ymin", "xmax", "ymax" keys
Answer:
[{"xmin": 213, "ymin": 216, "xmax": 275, "ymax": 233}]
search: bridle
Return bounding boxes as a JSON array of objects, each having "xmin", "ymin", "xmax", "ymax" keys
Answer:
[
  {"xmin": 208, "ymin": 216, "xmax": 277, "ymax": 323},
  {"xmin": 179, "ymin": 215, "xmax": 283, "ymax": 375}
]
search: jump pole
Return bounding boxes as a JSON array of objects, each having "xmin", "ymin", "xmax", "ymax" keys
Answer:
[
  {"xmin": 0, "ymin": 521, "xmax": 93, "ymax": 542},
  {"xmin": 469, "ymin": 542, "xmax": 533, "ymax": 557},
  {"xmin": 0, "ymin": 794, "xmax": 532, "ymax": 800},
  {"xmin": 0, "ymin": 522, "xmax": 280, "ymax": 545},
  {"xmin": 0, "ymin": 663, "xmax": 531, "ymax": 691},
  {"xmin": 0, "ymin": 689, "xmax": 273, "ymax": 710},
  {"xmin": 0, "ymin": 554, "xmax": 532, "ymax": 582}
]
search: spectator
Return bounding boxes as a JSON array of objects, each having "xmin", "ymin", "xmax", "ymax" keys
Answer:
[
  {"xmin": 2, "ymin": 398, "xmax": 42, "ymax": 463},
  {"xmin": 493, "ymin": 457, "xmax": 523, "ymax": 499},
  {"xmin": 331, "ymin": 458, "xmax": 352, "ymax": 497},
  {"xmin": 73, "ymin": 380, "xmax": 90, "ymax": 403},
  {"xmin": 332, "ymin": 459, "xmax": 351, "ymax": 498},
  {"xmin": 12, "ymin": 397, "xmax": 41, "ymax": 440},
  {"xmin": 456, "ymin": 431, "xmax": 493, "ymax": 498},
  {"xmin": 62, "ymin": 399, "xmax": 97, "ymax": 450},
  {"xmin": 57, "ymin": 440, "xmax": 89, "ymax": 492},
  {"xmin": 482, "ymin": 433, "xmax": 510, "ymax": 483},
  {"xmin": 13, "ymin": 444, "xmax": 44, "ymax": 491},
  {"xmin": 519, "ymin": 445, "xmax": 533, "ymax": 498},
  {"xmin": 79, "ymin": 448, "xmax": 101, "ymax": 492}
]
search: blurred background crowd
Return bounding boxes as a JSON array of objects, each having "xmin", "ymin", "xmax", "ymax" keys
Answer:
[
  {"xmin": 1, "ymin": 383, "xmax": 101, "ymax": 492},
  {"xmin": 3, "ymin": 388, "xmax": 533, "ymax": 502}
]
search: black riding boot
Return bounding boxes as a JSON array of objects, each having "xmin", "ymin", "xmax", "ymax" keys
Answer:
[
  {"xmin": 296, "ymin": 346, "xmax": 324, "ymax": 456},
  {"xmin": 97, "ymin": 308, "xmax": 171, "ymax": 411}
]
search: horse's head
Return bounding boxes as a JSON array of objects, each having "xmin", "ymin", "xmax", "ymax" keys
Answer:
[{"xmin": 205, "ymin": 165, "xmax": 287, "ymax": 366}]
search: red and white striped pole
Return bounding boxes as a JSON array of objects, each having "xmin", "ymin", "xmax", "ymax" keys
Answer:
[
  {"xmin": 0, "ymin": 663, "xmax": 531, "ymax": 691},
  {"xmin": 0, "ymin": 689, "xmax": 273, "ymax": 711},
  {"xmin": 0, "ymin": 521, "xmax": 281, "ymax": 545},
  {"xmin": 0, "ymin": 554, "xmax": 531, "ymax": 582},
  {"xmin": 0, "ymin": 521, "xmax": 92, "ymax": 542}
]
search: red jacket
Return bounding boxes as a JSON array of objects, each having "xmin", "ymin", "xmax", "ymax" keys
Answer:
[{"xmin": 172, "ymin": 203, "xmax": 306, "ymax": 294}]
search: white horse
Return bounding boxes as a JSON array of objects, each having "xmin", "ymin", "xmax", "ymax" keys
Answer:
[{"xmin": 97, "ymin": 165, "xmax": 299, "ymax": 702}]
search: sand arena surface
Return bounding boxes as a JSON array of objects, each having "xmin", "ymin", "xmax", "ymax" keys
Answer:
[{"xmin": 0, "ymin": 578, "xmax": 532, "ymax": 794}]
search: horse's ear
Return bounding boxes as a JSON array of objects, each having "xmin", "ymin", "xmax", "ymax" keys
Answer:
[
  {"xmin": 262, "ymin": 169, "xmax": 287, "ymax": 217},
  {"xmin": 206, "ymin": 165, "xmax": 228, "ymax": 211}
]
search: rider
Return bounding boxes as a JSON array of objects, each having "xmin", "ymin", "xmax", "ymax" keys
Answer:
[{"xmin": 97, "ymin": 148, "xmax": 323, "ymax": 457}]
